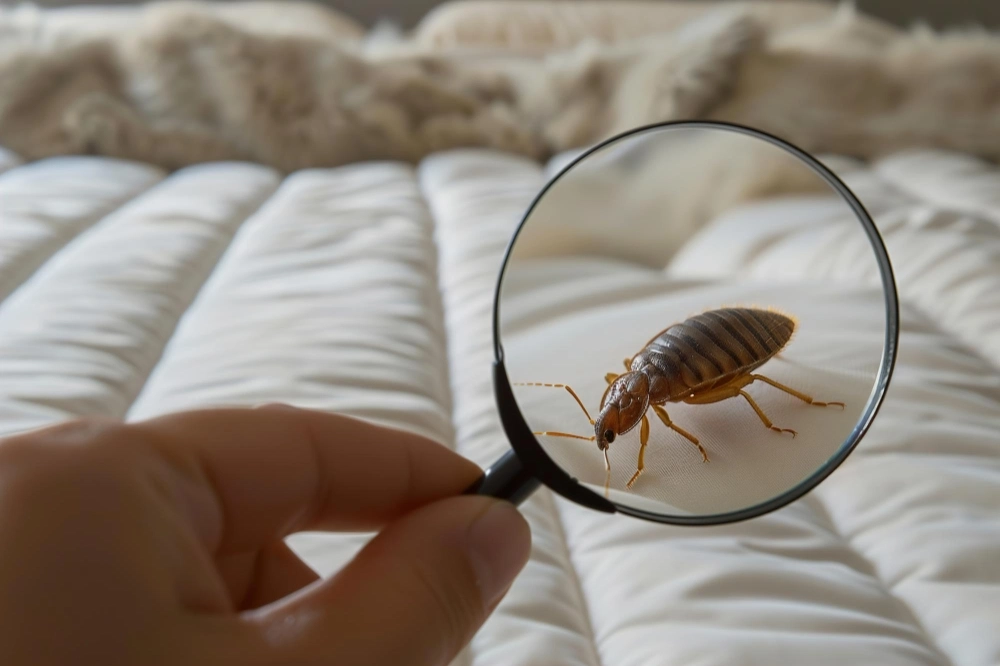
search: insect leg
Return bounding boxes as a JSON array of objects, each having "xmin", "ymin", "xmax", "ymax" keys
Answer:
[
  {"xmin": 650, "ymin": 404, "xmax": 709, "ymax": 463},
  {"xmin": 751, "ymin": 374, "xmax": 845, "ymax": 409},
  {"xmin": 626, "ymin": 413, "xmax": 651, "ymax": 489},
  {"xmin": 738, "ymin": 390, "xmax": 797, "ymax": 437},
  {"xmin": 515, "ymin": 382, "xmax": 596, "ymax": 424}
]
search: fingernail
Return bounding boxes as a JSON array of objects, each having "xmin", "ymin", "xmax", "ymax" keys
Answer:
[{"xmin": 465, "ymin": 501, "xmax": 531, "ymax": 608}]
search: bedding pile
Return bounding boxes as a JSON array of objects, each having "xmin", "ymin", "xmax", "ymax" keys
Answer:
[
  {"xmin": 1, "ymin": 0, "xmax": 1000, "ymax": 171},
  {"xmin": 0, "ymin": 1, "xmax": 999, "ymax": 665}
]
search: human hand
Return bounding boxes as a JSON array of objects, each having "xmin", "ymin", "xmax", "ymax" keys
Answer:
[{"xmin": 0, "ymin": 405, "xmax": 531, "ymax": 666}]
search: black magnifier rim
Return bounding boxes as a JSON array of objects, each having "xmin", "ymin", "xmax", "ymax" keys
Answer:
[{"xmin": 491, "ymin": 119, "xmax": 900, "ymax": 526}]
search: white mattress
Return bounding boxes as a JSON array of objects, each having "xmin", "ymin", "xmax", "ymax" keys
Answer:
[{"xmin": 0, "ymin": 144, "xmax": 998, "ymax": 665}]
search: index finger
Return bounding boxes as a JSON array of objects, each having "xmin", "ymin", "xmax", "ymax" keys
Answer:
[{"xmin": 131, "ymin": 405, "xmax": 482, "ymax": 555}]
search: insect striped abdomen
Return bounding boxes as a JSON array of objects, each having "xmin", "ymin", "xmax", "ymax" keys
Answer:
[{"xmin": 635, "ymin": 307, "xmax": 795, "ymax": 401}]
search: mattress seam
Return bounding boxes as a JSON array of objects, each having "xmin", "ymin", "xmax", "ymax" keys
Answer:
[
  {"xmin": 416, "ymin": 167, "xmax": 477, "ymax": 666},
  {"xmin": 805, "ymin": 494, "xmax": 954, "ymax": 666},
  {"xmin": 123, "ymin": 180, "xmax": 278, "ymax": 418},
  {"xmin": 805, "ymin": 291, "xmax": 992, "ymax": 666},
  {"xmin": 0, "ymin": 167, "xmax": 162, "ymax": 308},
  {"xmin": 900, "ymin": 293, "xmax": 1000, "ymax": 379},
  {"xmin": 416, "ymin": 176, "xmax": 460, "ymax": 451},
  {"xmin": 549, "ymin": 495, "xmax": 606, "ymax": 666},
  {"xmin": 901, "ymin": 290, "xmax": 1000, "ymax": 378},
  {"xmin": 864, "ymin": 162, "xmax": 1000, "ymax": 370}
]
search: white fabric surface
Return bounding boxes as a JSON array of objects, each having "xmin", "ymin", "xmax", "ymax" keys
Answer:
[
  {"xmin": 0, "ymin": 144, "xmax": 998, "ymax": 666},
  {"xmin": 502, "ymin": 264, "xmax": 881, "ymax": 514}
]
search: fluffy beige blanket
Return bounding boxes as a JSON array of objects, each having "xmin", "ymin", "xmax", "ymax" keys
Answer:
[{"xmin": 0, "ymin": 0, "xmax": 998, "ymax": 173}]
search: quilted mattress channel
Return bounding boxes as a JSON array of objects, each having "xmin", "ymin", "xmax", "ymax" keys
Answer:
[
  {"xmin": 813, "ymin": 152, "xmax": 1000, "ymax": 666},
  {"xmin": 419, "ymin": 148, "xmax": 1000, "ymax": 666},
  {"xmin": 419, "ymin": 150, "xmax": 606, "ymax": 666},
  {"xmin": 0, "ymin": 158, "xmax": 257, "ymax": 429},
  {"xmin": 0, "ymin": 155, "xmax": 457, "ymax": 576}
]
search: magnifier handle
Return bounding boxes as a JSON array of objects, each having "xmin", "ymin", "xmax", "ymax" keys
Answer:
[{"xmin": 464, "ymin": 449, "xmax": 540, "ymax": 506}]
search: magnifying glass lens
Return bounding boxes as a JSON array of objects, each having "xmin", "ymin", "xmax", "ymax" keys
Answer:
[{"xmin": 494, "ymin": 123, "xmax": 895, "ymax": 522}]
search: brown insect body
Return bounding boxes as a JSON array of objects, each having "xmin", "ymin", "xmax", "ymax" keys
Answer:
[
  {"xmin": 521, "ymin": 306, "xmax": 844, "ymax": 493},
  {"xmin": 594, "ymin": 308, "xmax": 795, "ymax": 449}
]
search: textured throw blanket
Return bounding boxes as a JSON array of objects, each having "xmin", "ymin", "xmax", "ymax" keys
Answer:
[{"xmin": 0, "ymin": 0, "xmax": 998, "ymax": 173}]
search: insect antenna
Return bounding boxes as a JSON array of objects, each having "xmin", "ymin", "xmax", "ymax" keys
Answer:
[
  {"xmin": 514, "ymin": 382, "xmax": 596, "ymax": 424},
  {"xmin": 515, "ymin": 381, "xmax": 613, "ymax": 496},
  {"xmin": 533, "ymin": 430, "xmax": 595, "ymax": 441}
]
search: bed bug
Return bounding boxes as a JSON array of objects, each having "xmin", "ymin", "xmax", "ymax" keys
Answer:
[{"xmin": 518, "ymin": 306, "xmax": 845, "ymax": 493}]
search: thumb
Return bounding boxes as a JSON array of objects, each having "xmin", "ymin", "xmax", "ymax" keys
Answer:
[{"xmin": 249, "ymin": 496, "xmax": 531, "ymax": 666}]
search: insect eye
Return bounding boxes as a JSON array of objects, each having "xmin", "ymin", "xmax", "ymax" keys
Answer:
[
  {"xmin": 604, "ymin": 430, "xmax": 615, "ymax": 443},
  {"xmin": 621, "ymin": 396, "xmax": 632, "ymax": 408}
]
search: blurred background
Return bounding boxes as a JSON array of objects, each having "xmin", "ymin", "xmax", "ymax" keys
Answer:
[{"xmin": 9, "ymin": 0, "xmax": 1000, "ymax": 29}]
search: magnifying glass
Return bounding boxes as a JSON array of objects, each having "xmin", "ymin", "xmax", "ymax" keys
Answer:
[{"xmin": 464, "ymin": 120, "xmax": 899, "ymax": 525}]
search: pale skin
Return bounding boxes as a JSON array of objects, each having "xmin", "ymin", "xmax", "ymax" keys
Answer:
[{"xmin": 0, "ymin": 404, "xmax": 531, "ymax": 666}]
